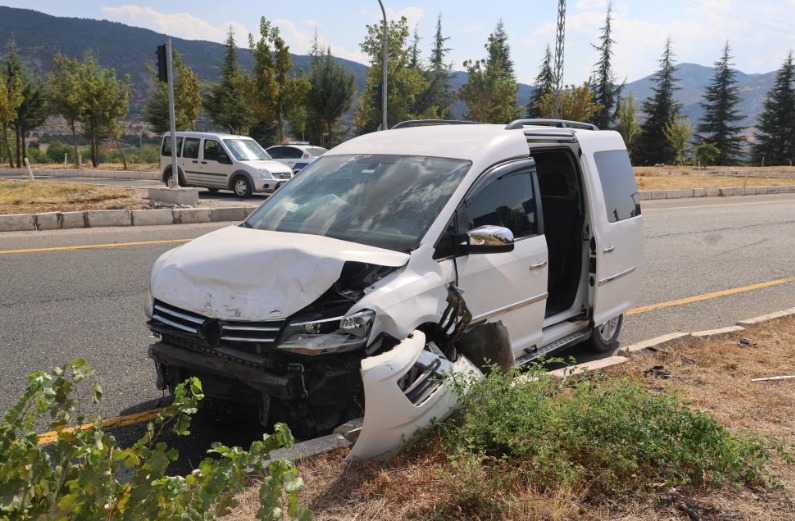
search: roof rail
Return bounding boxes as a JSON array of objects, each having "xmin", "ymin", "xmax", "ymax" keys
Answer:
[
  {"xmin": 505, "ymin": 119, "xmax": 598, "ymax": 131},
  {"xmin": 391, "ymin": 119, "xmax": 477, "ymax": 129}
]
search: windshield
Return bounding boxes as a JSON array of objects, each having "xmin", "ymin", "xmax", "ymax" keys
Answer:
[
  {"xmin": 245, "ymin": 154, "xmax": 471, "ymax": 252},
  {"xmin": 223, "ymin": 138, "xmax": 272, "ymax": 161}
]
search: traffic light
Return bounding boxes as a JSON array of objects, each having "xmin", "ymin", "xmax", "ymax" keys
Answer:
[
  {"xmin": 156, "ymin": 44, "xmax": 168, "ymax": 82},
  {"xmin": 370, "ymin": 84, "xmax": 382, "ymax": 111}
]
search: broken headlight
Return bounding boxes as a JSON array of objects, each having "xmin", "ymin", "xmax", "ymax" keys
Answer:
[{"xmin": 277, "ymin": 309, "xmax": 375, "ymax": 356}]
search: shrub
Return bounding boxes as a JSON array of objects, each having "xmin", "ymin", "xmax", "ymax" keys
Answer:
[
  {"xmin": 442, "ymin": 365, "xmax": 777, "ymax": 500},
  {"xmin": 0, "ymin": 359, "xmax": 312, "ymax": 520}
]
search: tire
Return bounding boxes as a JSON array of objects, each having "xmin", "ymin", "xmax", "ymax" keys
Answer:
[
  {"xmin": 207, "ymin": 188, "xmax": 219, "ymax": 193},
  {"xmin": 587, "ymin": 314, "xmax": 623, "ymax": 353},
  {"xmin": 163, "ymin": 169, "xmax": 183, "ymax": 187},
  {"xmin": 232, "ymin": 175, "xmax": 252, "ymax": 197}
]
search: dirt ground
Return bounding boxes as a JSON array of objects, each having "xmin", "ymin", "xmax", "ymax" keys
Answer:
[{"xmin": 223, "ymin": 317, "xmax": 795, "ymax": 521}]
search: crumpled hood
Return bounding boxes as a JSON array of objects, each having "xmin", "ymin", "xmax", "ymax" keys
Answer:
[{"xmin": 151, "ymin": 226, "xmax": 409, "ymax": 321}]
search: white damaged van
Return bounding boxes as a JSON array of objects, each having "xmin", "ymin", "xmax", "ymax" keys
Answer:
[{"xmin": 146, "ymin": 119, "xmax": 644, "ymax": 459}]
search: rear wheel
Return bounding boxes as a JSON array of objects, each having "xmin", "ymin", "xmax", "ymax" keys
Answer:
[
  {"xmin": 232, "ymin": 175, "xmax": 252, "ymax": 197},
  {"xmin": 587, "ymin": 314, "xmax": 623, "ymax": 353},
  {"xmin": 163, "ymin": 169, "xmax": 183, "ymax": 187}
]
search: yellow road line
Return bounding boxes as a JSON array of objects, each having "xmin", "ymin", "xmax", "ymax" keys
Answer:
[
  {"xmin": 0, "ymin": 238, "xmax": 190, "ymax": 255},
  {"xmin": 627, "ymin": 276, "xmax": 795, "ymax": 316},
  {"xmin": 37, "ymin": 407, "xmax": 170, "ymax": 445}
]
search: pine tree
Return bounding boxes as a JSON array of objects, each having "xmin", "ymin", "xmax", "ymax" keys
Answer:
[
  {"xmin": 459, "ymin": 21, "xmax": 520, "ymax": 123},
  {"xmin": 697, "ymin": 42, "xmax": 745, "ymax": 165},
  {"xmin": 590, "ymin": 2, "xmax": 622, "ymax": 129},
  {"xmin": 204, "ymin": 29, "xmax": 254, "ymax": 135},
  {"xmin": 306, "ymin": 47, "xmax": 355, "ymax": 146},
  {"xmin": 635, "ymin": 38, "xmax": 681, "ymax": 165},
  {"xmin": 486, "ymin": 20, "xmax": 514, "ymax": 79},
  {"xmin": 752, "ymin": 52, "xmax": 795, "ymax": 166},
  {"xmin": 413, "ymin": 13, "xmax": 453, "ymax": 118},
  {"xmin": 527, "ymin": 45, "xmax": 555, "ymax": 119}
]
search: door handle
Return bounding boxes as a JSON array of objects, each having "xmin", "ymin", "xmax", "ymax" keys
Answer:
[
  {"xmin": 529, "ymin": 261, "xmax": 547, "ymax": 270},
  {"xmin": 200, "ymin": 161, "xmax": 207, "ymax": 164},
  {"xmin": 603, "ymin": 245, "xmax": 616, "ymax": 254},
  {"xmin": 192, "ymin": 160, "xmax": 198, "ymax": 163}
]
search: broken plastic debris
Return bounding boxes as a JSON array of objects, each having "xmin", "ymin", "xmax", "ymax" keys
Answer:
[
  {"xmin": 644, "ymin": 365, "xmax": 672, "ymax": 379},
  {"xmin": 738, "ymin": 337, "xmax": 758, "ymax": 348}
]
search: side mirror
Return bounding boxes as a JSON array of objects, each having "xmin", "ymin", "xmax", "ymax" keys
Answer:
[
  {"xmin": 463, "ymin": 225, "xmax": 514, "ymax": 254},
  {"xmin": 218, "ymin": 154, "xmax": 232, "ymax": 165}
]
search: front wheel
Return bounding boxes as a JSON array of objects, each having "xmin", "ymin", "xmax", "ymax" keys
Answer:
[
  {"xmin": 232, "ymin": 175, "xmax": 252, "ymax": 197},
  {"xmin": 587, "ymin": 314, "xmax": 623, "ymax": 353}
]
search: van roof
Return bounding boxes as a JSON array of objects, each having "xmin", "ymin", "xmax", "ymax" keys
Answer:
[{"xmin": 161, "ymin": 131, "xmax": 254, "ymax": 140}]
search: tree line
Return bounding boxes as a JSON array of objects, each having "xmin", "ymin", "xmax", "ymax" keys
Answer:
[{"xmin": 3, "ymin": 6, "xmax": 795, "ymax": 168}]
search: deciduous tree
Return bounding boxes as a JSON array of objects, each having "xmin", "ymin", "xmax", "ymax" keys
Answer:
[
  {"xmin": 356, "ymin": 16, "xmax": 428, "ymax": 131},
  {"xmin": 664, "ymin": 115, "xmax": 692, "ymax": 165},
  {"xmin": 616, "ymin": 93, "xmax": 640, "ymax": 157},
  {"xmin": 538, "ymin": 82, "xmax": 602, "ymax": 122},
  {"xmin": 48, "ymin": 54, "xmax": 84, "ymax": 165},
  {"xmin": 143, "ymin": 49, "xmax": 201, "ymax": 134}
]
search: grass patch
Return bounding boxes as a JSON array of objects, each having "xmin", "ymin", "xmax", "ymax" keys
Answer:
[
  {"xmin": 0, "ymin": 180, "xmax": 144, "ymax": 214},
  {"xmin": 424, "ymin": 365, "xmax": 781, "ymax": 518}
]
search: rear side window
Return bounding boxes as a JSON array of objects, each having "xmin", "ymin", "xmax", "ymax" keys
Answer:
[
  {"xmin": 284, "ymin": 147, "xmax": 303, "ymax": 159},
  {"xmin": 593, "ymin": 150, "xmax": 641, "ymax": 222},
  {"xmin": 161, "ymin": 137, "xmax": 183, "ymax": 156},
  {"xmin": 267, "ymin": 146, "xmax": 284, "ymax": 158},
  {"xmin": 183, "ymin": 138, "xmax": 200, "ymax": 159}
]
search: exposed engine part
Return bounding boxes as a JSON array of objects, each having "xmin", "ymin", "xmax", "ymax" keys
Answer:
[{"xmin": 431, "ymin": 284, "xmax": 472, "ymax": 360}]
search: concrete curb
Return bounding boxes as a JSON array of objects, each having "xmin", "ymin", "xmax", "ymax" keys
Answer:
[
  {"xmin": 273, "ymin": 307, "xmax": 795, "ymax": 464},
  {"xmin": 0, "ymin": 206, "xmax": 256, "ymax": 232}
]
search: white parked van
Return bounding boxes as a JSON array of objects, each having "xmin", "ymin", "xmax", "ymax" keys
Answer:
[
  {"xmin": 159, "ymin": 132, "xmax": 293, "ymax": 197},
  {"xmin": 146, "ymin": 120, "xmax": 644, "ymax": 458}
]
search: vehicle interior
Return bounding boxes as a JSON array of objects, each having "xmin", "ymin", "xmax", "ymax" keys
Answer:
[{"xmin": 532, "ymin": 148, "xmax": 587, "ymax": 319}]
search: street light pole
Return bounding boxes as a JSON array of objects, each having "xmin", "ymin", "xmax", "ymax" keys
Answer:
[{"xmin": 377, "ymin": 0, "xmax": 388, "ymax": 130}]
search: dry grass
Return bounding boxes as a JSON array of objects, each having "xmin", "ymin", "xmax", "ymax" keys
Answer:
[
  {"xmin": 0, "ymin": 179, "xmax": 148, "ymax": 214},
  {"xmin": 222, "ymin": 317, "xmax": 795, "ymax": 521},
  {"xmin": 634, "ymin": 165, "xmax": 795, "ymax": 191}
]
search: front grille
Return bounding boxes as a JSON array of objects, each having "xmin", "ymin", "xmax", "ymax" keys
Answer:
[
  {"xmin": 273, "ymin": 172, "xmax": 292, "ymax": 180},
  {"xmin": 150, "ymin": 300, "xmax": 285, "ymax": 348}
]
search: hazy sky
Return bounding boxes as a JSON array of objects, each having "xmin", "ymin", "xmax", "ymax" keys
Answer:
[{"xmin": 5, "ymin": 1, "xmax": 795, "ymax": 84}]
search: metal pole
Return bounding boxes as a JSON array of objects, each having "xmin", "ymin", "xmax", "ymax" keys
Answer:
[
  {"xmin": 377, "ymin": 0, "xmax": 388, "ymax": 130},
  {"xmin": 166, "ymin": 37, "xmax": 178, "ymax": 188}
]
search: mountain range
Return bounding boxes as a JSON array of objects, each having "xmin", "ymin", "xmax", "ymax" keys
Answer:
[{"xmin": 0, "ymin": 6, "xmax": 776, "ymax": 133}]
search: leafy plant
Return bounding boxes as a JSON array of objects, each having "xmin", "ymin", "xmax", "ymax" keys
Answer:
[
  {"xmin": 440, "ymin": 364, "xmax": 778, "ymax": 507},
  {"xmin": 0, "ymin": 358, "xmax": 312, "ymax": 520}
]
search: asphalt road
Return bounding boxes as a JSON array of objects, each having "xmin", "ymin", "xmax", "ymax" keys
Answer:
[{"xmin": 1, "ymin": 193, "xmax": 794, "ymax": 466}]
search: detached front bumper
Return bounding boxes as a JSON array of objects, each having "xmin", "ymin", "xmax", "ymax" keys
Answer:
[{"xmin": 350, "ymin": 330, "xmax": 480, "ymax": 460}]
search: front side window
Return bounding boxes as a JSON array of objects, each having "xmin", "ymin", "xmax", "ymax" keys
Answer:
[
  {"xmin": 464, "ymin": 172, "xmax": 537, "ymax": 239},
  {"xmin": 594, "ymin": 150, "xmax": 641, "ymax": 222},
  {"xmin": 224, "ymin": 138, "xmax": 271, "ymax": 161},
  {"xmin": 245, "ymin": 155, "xmax": 471, "ymax": 252},
  {"xmin": 284, "ymin": 147, "xmax": 303, "ymax": 159},
  {"xmin": 203, "ymin": 139, "xmax": 223, "ymax": 161},
  {"xmin": 182, "ymin": 138, "xmax": 200, "ymax": 159}
]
